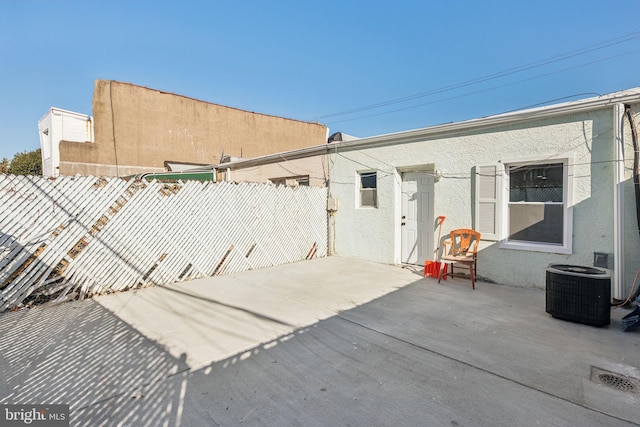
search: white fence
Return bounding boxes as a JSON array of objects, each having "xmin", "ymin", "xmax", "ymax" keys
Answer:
[{"xmin": 0, "ymin": 175, "xmax": 328, "ymax": 312}]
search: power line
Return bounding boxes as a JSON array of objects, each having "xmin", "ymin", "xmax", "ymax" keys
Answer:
[
  {"xmin": 315, "ymin": 31, "xmax": 640, "ymax": 121},
  {"xmin": 324, "ymin": 48, "xmax": 640, "ymax": 125}
]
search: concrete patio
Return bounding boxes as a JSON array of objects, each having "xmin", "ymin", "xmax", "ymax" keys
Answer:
[{"xmin": 0, "ymin": 256, "xmax": 639, "ymax": 426}]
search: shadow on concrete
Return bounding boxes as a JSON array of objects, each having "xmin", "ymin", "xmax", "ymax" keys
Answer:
[
  {"xmin": 176, "ymin": 279, "xmax": 640, "ymax": 426},
  {"xmin": 157, "ymin": 283, "xmax": 294, "ymax": 328},
  {"xmin": 2, "ymin": 271, "xmax": 639, "ymax": 426},
  {"xmin": 0, "ymin": 299, "xmax": 189, "ymax": 426}
]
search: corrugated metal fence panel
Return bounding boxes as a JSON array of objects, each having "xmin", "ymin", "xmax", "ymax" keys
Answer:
[{"xmin": 0, "ymin": 175, "xmax": 328, "ymax": 311}]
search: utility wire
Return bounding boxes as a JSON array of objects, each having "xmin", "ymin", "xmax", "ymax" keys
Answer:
[
  {"xmin": 324, "ymin": 48, "xmax": 640, "ymax": 125},
  {"xmin": 327, "ymin": 121, "xmax": 638, "ymax": 180},
  {"xmin": 316, "ymin": 31, "xmax": 640, "ymax": 120}
]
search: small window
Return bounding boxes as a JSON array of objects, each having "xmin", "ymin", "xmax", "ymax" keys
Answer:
[{"xmin": 359, "ymin": 171, "xmax": 377, "ymax": 207}]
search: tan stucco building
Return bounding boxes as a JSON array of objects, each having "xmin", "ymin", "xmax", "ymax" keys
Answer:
[{"xmin": 39, "ymin": 80, "xmax": 327, "ymax": 177}]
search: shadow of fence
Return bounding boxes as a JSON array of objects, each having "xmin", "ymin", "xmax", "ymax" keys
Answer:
[{"xmin": 0, "ymin": 299, "xmax": 189, "ymax": 426}]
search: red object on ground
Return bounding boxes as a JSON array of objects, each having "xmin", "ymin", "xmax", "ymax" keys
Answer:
[
  {"xmin": 425, "ymin": 215, "xmax": 448, "ymax": 279},
  {"xmin": 424, "ymin": 261, "xmax": 447, "ymax": 279}
]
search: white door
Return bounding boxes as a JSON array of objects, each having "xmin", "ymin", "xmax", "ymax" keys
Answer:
[{"xmin": 401, "ymin": 172, "xmax": 434, "ymax": 265}]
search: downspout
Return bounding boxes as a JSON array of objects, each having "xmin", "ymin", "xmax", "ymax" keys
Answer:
[
  {"xmin": 624, "ymin": 104, "xmax": 640, "ymax": 301},
  {"xmin": 613, "ymin": 104, "xmax": 625, "ymax": 300},
  {"xmin": 624, "ymin": 104, "xmax": 640, "ymax": 236},
  {"xmin": 325, "ymin": 128, "xmax": 334, "ymax": 257},
  {"xmin": 327, "ymin": 175, "xmax": 335, "ymax": 256},
  {"xmin": 327, "ymin": 142, "xmax": 339, "ymax": 256}
]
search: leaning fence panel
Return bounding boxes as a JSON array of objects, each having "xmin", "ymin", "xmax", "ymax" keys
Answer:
[{"xmin": 0, "ymin": 175, "xmax": 328, "ymax": 311}]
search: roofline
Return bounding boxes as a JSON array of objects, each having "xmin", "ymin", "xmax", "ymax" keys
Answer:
[
  {"xmin": 100, "ymin": 80, "xmax": 327, "ymax": 130},
  {"xmin": 195, "ymin": 87, "xmax": 640, "ymax": 171},
  {"xmin": 39, "ymin": 107, "xmax": 92, "ymax": 123}
]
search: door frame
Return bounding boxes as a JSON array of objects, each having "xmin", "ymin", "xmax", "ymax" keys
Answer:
[{"xmin": 395, "ymin": 165, "xmax": 436, "ymax": 265}]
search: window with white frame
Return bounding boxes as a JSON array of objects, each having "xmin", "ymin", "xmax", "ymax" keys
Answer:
[
  {"xmin": 502, "ymin": 158, "xmax": 572, "ymax": 253},
  {"xmin": 508, "ymin": 162, "xmax": 563, "ymax": 243},
  {"xmin": 475, "ymin": 157, "xmax": 573, "ymax": 253},
  {"xmin": 359, "ymin": 171, "xmax": 377, "ymax": 208}
]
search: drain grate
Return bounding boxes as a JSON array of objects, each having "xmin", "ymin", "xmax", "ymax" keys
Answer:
[
  {"xmin": 591, "ymin": 367, "xmax": 638, "ymax": 394},
  {"xmin": 598, "ymin": 373, "xmax": 637, "ymax": 393}
]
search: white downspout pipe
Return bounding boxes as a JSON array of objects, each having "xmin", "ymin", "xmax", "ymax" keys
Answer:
[{"xmin": 613, "ymin": 103, "xmax": 625, "ymax": 300}]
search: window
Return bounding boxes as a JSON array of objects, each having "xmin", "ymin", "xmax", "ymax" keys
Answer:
[
  {"xmin": 507, "ymin": 163, "xmax": 563, "ymax": 244},
  {"xmin": 475, "ymin": 157, "xmax": 573, "ymax": 254},
  {"xmin": 359, "ymin": 171, "xmax": 377, "ymax": 207},
  {"xmin": 502, "ymin": 158, "xmax": 572, "ymax": 253},
  {"xmin": 270, "ymin": 175, "xmax": 310, "ymax": 187}
]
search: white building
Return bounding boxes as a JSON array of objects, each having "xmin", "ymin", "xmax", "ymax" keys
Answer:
[
  {"xmin": 219, "ymin": 88, "xmax": 640, "ymax": 299},
  {"xmin": 38, "ymin": 108, "xmax": 93, "ymax": 177}
]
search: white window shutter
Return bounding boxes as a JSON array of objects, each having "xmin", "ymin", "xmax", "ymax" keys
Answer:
[{"xmin": 474, "ymin": 165, "xmax": 500, "ymax": 241}]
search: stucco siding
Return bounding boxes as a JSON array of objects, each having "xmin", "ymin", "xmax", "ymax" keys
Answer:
[
  {"xmin": 330, "ymin": 108, "xmax": 630, "ymax": 289},
  {"xmin": 331, "ymin": 161, "xmax": 399, "ymax": 264}
]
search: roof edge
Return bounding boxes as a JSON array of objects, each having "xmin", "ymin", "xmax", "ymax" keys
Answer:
[
  {"xmin": 98, "ymin": 80, "xmax": 327, "ymax": 129},
  {"xmin": 210, "ymin": 87, "xmax": 640, "ymax": 170},
  {"xmin": 39, "ymin": 107, "xmax": 92, "ymax": 123}
]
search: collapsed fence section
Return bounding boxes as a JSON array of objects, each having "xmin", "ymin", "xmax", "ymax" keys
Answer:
[{"xmin": 0, "ymin": 175, "xmax": 328, "ymax": 312}]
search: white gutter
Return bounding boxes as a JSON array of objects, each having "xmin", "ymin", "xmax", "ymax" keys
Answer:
[{"xmin": 613, "ymin": 104, "xmax": 626, "ymax": 300}]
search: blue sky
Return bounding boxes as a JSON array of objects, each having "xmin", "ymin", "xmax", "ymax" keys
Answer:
[{"xmin": 1, "ymin": 1, "xmax": 640, "ymax": 160}]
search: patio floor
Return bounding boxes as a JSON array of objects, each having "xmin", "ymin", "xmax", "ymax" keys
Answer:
[{"xmin": 1, "ymin": 256, "xmax": 639, "ymax": 426}]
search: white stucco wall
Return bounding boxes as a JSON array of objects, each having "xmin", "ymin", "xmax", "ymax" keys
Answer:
[{"xmin": 330, "ymin": 106, "xmax": 640, "ymax": 291}]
